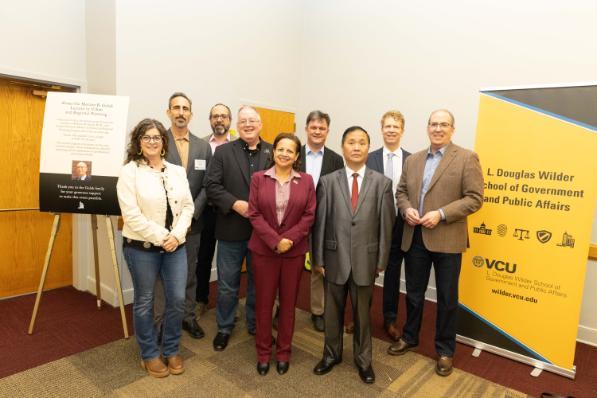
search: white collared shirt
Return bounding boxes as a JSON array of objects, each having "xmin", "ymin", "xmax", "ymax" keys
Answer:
[
  {"xmin": 305, "ymin": 144, "xmax": 325, "ymax": 187},
  {"xmin": 345, "ymin": 164, "xmax": 366, "ymax": 194},
  {"xmin": 382, "ymin": 146, "xmax": 403, "ymax": 208}
]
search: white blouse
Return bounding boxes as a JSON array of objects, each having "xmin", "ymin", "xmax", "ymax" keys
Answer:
[{"xmin": 117, "ymin": 160, "xmax": 194, "ymax": 246}]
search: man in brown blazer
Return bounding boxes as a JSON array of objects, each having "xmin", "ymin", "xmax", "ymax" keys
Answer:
[{"xmin": 387, "ymin": 109, "xmax": 483, "ymax": 377}]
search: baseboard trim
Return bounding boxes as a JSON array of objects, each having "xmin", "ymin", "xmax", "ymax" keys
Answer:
[
  {"xmin": 577, "ymin": 325, "xmax": 597, "ymax": 347},
  {"xmin": 85, "ymin": 276, "xmax": 133, "ymax": 307}
]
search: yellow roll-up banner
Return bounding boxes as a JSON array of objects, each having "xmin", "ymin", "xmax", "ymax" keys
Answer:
[{"xmin": 458, "ymin": 85, "xmax": 597, "ymax": 378}]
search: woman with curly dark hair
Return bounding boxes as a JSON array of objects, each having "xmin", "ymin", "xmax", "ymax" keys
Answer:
[{"xmin": 117, "ymin": 118, "xmax": 193, "ymax": 377}]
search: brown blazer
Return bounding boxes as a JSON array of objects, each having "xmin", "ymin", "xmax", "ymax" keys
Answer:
[{"xmin": 396, "ymin": 143, "xmax": 484, "ymax": 254}]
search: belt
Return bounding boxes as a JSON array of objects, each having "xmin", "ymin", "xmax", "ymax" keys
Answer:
[{"xmin": 123, "ymin": 238, "xmax": 184, "ymax": 252}]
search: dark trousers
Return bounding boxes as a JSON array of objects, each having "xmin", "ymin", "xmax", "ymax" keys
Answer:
[
  {"xmin": 323, "ymin": 276, "xmax": 374, "ymax": 369},
  {"xmin": 402, "ymin": 226, "xmax": 461, "ymax": 357},
  {"xmin": 382, "ymin": 219, "xmax": 405, "ymax": 325},
  {"xmin": 196, "ymin": 205, "xmax": 216, "ymax": 305},
  {"xmin": 252, "ymin": 253, "xmax": 304, "ymax": 363}
]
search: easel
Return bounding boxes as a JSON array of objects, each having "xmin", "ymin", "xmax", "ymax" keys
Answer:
[{"xmin": 28, "ymin": 213, "xmax": 129, "ymax": 338}]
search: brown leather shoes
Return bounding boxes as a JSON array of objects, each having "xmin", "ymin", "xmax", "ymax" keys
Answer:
[
  {"xmin": 141, "ymin": 358, "xmax": 169, "ymax": 378},
  {"xmin": 436, "ymin": 356, "xmax": 453, "ymax": 377},
  {"xmin": 387, "ymin": 338, "xmax": 418, "ymax": 356},
  {"xmin": 166, "ymin": 355, "xmax": 185, "ymax": 375},
  {"xmin": 384, "ymin": 322, "xmax": 401, "ymax": 341}
]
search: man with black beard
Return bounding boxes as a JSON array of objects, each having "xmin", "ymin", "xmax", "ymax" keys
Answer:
[{"xmin": 195, "ymin": 104, "xmax": 238, "ymax": 319}]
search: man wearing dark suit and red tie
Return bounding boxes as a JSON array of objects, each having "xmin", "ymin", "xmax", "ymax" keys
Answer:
[
  {"xmin": 205, "ymin": 105, "xmax": 272, "ymax": 351},
  {"xmin": 388, "ymin": 109, "xmax": 483, "ymax": 377},
  {"xmin": 248, "ymin": 133, "xmax": 316, "ymax": 376},
  {"xmin": 312, "ymin": 126, "xmax": 394, "ymax": 384},
  {"xmin": 366, "ymin": 110, "xmax": 411, "ymax": 341},
  {"xmin": 299, "ymin": 110, "xmax": 344, "ymax": 332}
]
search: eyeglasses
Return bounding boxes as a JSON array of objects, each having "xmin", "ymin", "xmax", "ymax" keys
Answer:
[
  {"xmin": 141, "ymin": 135, "xmax": 163, "ymax": 143},
  {"xmin": 428, "ymin": 122, "xmax": 452, "ymax": 129},
  {"xmin": 210, "ymin": 114, "xmax": 230, "ymax": 120},
  {"xmin": 238, "ymin": 119, "xmax": 260, "ymax": 126}
]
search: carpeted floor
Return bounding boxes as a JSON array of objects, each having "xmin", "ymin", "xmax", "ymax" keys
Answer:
[{"xmin": 0, "ymin": 305, "xmax": 527, "ymax": 398}]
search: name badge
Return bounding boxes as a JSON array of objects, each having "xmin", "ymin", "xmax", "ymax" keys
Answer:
[{"xmin": 195, "ymin": 159, "xmax": 206, "ymax": 170}]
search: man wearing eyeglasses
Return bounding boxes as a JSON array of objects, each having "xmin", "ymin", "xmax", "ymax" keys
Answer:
[
  {"xmin": 154, "ymin": 92, "xmax": 212, "ymax": 341},
  {"xmin": 193, "ymin": 104, "xmax": 239, "ymax": 322},
  {"xmin": 205, "ymin": 105, "xmax": 272, "ymax": 351},
  {"xmin": 387, "ymin": 109, "xmax": 483, "ymax": 377}
]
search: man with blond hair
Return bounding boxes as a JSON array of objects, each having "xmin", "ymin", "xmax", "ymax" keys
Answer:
[{"xmin": 366, "ymin": 110, "xmax": 410, "ymax": 341}]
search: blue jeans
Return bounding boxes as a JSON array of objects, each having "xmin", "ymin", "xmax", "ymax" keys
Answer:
[
  {"xmin": 124, "ymin": 245, "xmax": 187, "ymax": 360},
  {"xmin": 216, "ymin": 240, "xmax": 255, "ymax": 334}
]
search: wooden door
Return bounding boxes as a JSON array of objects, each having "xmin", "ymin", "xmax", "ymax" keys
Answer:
[
  {"xmin": 0, "ymin": 78, "xmax": 73, "ymax": 298},
  {"xmin": 254, "ymin": 106, "xmax": 295, "ymax": 144}
]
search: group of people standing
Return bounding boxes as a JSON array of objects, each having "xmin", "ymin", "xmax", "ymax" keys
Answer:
[{"xmin": 116, "ymin": 92, "xmax": 484, "ymax": 384}]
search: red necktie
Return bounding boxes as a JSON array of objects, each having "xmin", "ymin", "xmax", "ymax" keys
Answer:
[{"xmin": 351, "ymin": 173, "xmax": 359, "ymax": 212}]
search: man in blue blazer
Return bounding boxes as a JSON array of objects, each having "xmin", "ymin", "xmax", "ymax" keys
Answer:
[{"xmin": 365, "ymin": 110, "xmax": 410, "ymax": 341}]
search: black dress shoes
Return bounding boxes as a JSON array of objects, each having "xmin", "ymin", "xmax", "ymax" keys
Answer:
[
  {"xmin": 311, "ymin": 314, "xmax": 325, "ymax": 332},
  {"xmin": 182, "ymin": 319, "xmax": 205, "ymax": 339},
  {"xmin": 257, "ymin": 361, "xmax": 270, "ymax": 376},
  {"xmin": 358, "ymin": 365, "xmax": 375, "ymax": 384},
  {"xmin": 313, "ymin": 357, "xmax": 340, "ymax": 375},
  {"xmin": 276, "ymin": 361, "xmax": 289, "ymax": 375},
  {"xmin": 212, "ymin": 332, "xmax": 230, "ymax": 351},
  {"xmin": 387, "ymin": 338, "xmax": 418, "ymax": 356}
]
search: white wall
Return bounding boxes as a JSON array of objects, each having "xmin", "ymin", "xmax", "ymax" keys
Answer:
[
  {"xmin": 0, "ymin": 0, "xmax": 86, "ymax": 86},
  {"xmin": 296, "ymin": 0, "xmax": 597, "ymax": 153},
  {"xmin": 114, "ymin": 0, "xmax": 303, "ymax": 134}
]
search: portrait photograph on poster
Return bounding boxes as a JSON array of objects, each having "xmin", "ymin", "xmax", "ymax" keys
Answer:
[{"xmin": 38, "ymin": 92, "xmax": 129, "ymax": 215}]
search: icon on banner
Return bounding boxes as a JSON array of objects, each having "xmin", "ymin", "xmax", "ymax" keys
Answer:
[
  {"xmin": 497, "ymin": 224, "xmax": 507, "ymax": 237},
  {"xmin": 472, "ymin": 256, "xmax": 484, "ymax": 267},
  {"xmin": 556, "ymin": 232, "xmax": 575, "ymax": 248},
  {"xmin": 536, "ymin": 230, "xmax": 552, "ymax": 244},
  {"xmin": 514, "ymin": 228, "xmax": 530, "ymax": 241},
  {"xmin": 78, "ymin": 201, "xmax": 85, "ymax": 210},
  {"xmin": 473, "ymin": 222, "xmax": 492, "ymax": 235}
]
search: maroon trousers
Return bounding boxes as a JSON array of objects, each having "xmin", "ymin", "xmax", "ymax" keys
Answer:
[{"xmin": 252, "ymin": 252, "xmax": 304, "ymax": 362}]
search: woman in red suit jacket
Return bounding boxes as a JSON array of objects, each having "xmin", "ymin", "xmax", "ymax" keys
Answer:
[{"xmin": 248, "ymin": 133, "xmax": 316, "ymax": 376}]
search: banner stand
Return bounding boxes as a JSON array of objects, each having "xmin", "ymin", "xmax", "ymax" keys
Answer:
[
  {"xmin": 456, "ymin": 335, "xmax": 576, "ymax": 379},
  {"xmin": 91, "ymin": 214, "xmax": 102, "ymax": 308},
  {"xmin": 28, "ymin": 214, "xmax": 129, "ymax": 339}
]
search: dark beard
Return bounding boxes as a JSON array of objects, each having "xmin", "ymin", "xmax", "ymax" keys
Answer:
[{"xmin": 212, "ymin": 125, "xmax": 229, "ymax": 136}]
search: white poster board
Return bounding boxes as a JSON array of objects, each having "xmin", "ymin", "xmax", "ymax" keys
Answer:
[{"xmin": 39, "ymin": 92, "xmax": 129, "ymax": 215}]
